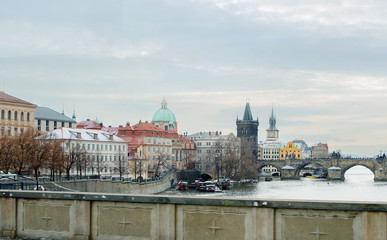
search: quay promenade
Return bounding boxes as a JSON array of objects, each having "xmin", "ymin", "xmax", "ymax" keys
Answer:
[{"xmin": 0, "ymin": 190, "xmax": 386, "ymax": 240}]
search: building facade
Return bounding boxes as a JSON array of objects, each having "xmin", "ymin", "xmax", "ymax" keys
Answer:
[
  {"xmin": 236, "ymin": 102, "xmax": 259, "ymax": 157},
  {"xmin": 280, "ymin": 141, "xmax": 302, "ymax": 160},
  {"xmin": 188, "ymin": 131, "xmax": 240, "ymax": 178},
  {"xmin": 311, "ymin": 143, "xmax": 329, "ymax": 159},
  {"xmin": 116, "ymin": 121, "xmax": 175, "ymax": 178},
  {"xmin": 0, "ymin": 92, "xmax": 36, "ymax": 136},
  {"xmin": 35, "ymin": 106, "xmax": 76, "ymax": 132},
  {"xmin": 45, "ymin": 127, "xmax": 128, "ymax": 177}
]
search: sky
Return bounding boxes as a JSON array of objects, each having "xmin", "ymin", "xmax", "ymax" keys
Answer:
[{"xmin": 1, "ymin": 0, "xmax": 387, "ymax": 156}]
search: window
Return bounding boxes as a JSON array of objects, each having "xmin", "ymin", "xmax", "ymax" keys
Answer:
[
  {"xmin": 69, "ymin": 122, "xmax": 72, "ymax": 128},
  {"xmin": 20, "ymin": 112, "xmax": 24, "ymax": 120},
  {"xmin": 62, "ymin": 122, "xmax": 64, "ymax": 127},
  {"xmin": 1, "ymin": 110, "xmax": 4, "ymax": 119},
  {"xmin": 20, "ymin": 128, "xmax": 24, "ymax": 133},
  {"xmin": 87, "ymin": 144, "xmax": 90, "ymax": 150},
  {"xmin": 1, "ymin": 127, "xmax": 4, "ymax": 136},
  {"xmin": 37, "ymin": 120, "xmax": 41, "ymax": 131},
  {"xmin": 148, "ymin": 147, "xmax": 151, "ymax": 151},
  {"xmin": 8, "ymin": 111, "xmax": 11, "ymax": 119},
  {"xmin": 92, "ymin": 144, "xmax": 95, "ymax": 150},
  {"xmin": 7, "ymin": 127, "xmax": 11, "ymax": 136},
  {"xmin": 109, "ymin": 145, "xmax": 112, "ymax": 151},
  {"xmin": 46, "ymin": 120, "xmax": 49, "ymax": 131},
  {"xmin": 54, "ymin": 121, "xmax": 57, "ymax": 129},
  {"xmin": 14, "ymin": 111, "xmax": 17, "ymax": 120},
  {"xmin": 27, "ymin": 112, "xmax": 30, "ymax": 121}
]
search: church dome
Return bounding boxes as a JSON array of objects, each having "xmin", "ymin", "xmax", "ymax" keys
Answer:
[{"xmin": 151, "ymin": 100, "xmax": 176, "ymax": 123}]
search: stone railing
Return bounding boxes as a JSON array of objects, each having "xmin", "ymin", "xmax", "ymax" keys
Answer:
[
  {"xmin": 0, "ymin": 190, "xmax": 386, "ymax": 239},
  {"xmin": 42, "ymin": 171, "xmax": 176, "ymax": 194}
]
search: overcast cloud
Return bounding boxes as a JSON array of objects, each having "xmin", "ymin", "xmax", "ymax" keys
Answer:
[{"xmin": 1, "ymin": 0, "xmax": 387, "ymax": 156}]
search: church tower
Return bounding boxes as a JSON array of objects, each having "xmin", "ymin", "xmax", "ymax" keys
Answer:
[
  {"xmin": 236, "ymin": 102, "xmax": 259, "ymax": 157},
  {"xmin": 266, "ymin": 106, "xmax": 279, "ymax": 142}
]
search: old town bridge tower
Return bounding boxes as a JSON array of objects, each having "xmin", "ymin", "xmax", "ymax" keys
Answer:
[{"xmin": 236, "ymin": 102, "xmax": 259, "ymax": 157}]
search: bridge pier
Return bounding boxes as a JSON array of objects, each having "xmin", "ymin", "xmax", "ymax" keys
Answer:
[
  {"xmin": 280, "ymin": 166, "xmax": 299, "ymax": 180},
  {"xmin": 374, "ymin": 166, "xmax": 387, "ymax": 181},
  {"xmin": 327, "ymin": 166, "xmax": 343, "ymax": 180}
]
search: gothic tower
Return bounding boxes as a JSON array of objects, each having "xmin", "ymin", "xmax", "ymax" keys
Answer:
[
  {"xmin": 266, "ymin": 106, "xmax": 279, "ymax": 142},
  {"xmin": 236, "ymin": 102, "xmax": 259, "ymax": 157}
]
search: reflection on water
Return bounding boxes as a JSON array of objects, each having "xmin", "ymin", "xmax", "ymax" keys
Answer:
[{"xmin": 161, "ymin": 166, "xmax": 387, "ymax": 202}]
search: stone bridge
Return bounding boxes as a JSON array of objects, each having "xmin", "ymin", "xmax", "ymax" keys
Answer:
[{"xmin": 257, "ymin": 158, "xmax": 387, "ymax": 181}]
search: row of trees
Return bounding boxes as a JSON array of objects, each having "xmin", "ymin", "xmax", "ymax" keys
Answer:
[
  {"xmin": 0, "ymin": 129, "xmax": 128, "ymax": 182},
  {"xmin": 0, "ymin": 130, "xmax": 68, "ymax": 188}
]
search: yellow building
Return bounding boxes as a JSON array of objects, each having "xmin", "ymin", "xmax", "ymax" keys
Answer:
[
  {"xmin": 280, "ymin": 141, "xmax": 301, "ymax": 160},
  {"xmin": 0, "ymin": 92, "xmax": 36, "ymax": 136}
]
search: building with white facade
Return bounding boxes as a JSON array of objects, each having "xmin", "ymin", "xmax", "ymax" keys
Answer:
[{"xmin": 45, "ymin": 127, "xmax": 128, "ymax": 177}]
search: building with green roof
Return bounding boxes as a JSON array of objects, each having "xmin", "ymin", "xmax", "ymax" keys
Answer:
[{"xmin": 151, "ymin": 99, "xmax": 177, "ymax": 132}]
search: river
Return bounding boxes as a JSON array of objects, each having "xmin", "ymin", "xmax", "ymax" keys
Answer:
[{"xmin": 161, "ymin": 166, "xmax": 387, "ymax": 202}]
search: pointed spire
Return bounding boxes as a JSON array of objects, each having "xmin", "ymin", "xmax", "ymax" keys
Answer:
[
  {"xmin": 243, "ymin": 102, "xmax": 253, "ymax": 121},
  {"xmin": 72, "ymin": 106, "xmax": 76, "ymax": 121},
  {"xmin": 268, "ymin": 106, "xmax": 278, "ymax": 130},
  {"xmin": 62, "ymin": 104, "xmax": 65, "ymax": 115},
  {"xmin": 95, "ymin": 113, "xmax": 100, "ymax": 124}
]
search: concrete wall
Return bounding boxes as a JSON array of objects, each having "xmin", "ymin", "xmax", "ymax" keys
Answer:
[
  {"xmin": 45, "ymin": 172, "xmax": 176, "ymax": 194},
  {"xmin": 0, "ymin": 190, "xmax": 386, "ymax": 240}
]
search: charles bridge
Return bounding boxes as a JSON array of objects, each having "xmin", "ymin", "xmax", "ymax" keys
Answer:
[{"xmin": 257, "ymin": 158, "xmax": 387, "ymax": 180}]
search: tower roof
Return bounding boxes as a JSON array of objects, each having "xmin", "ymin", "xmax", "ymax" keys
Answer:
[
  {"xmin": 267, "ymin": 106, "xmax": 278, "ymax": 131},
  {"xmin": 151, "ymin": 99, "xmax": 176, "ymax": 123},
  {"xmin": 243, "ymin": 102, "xmax": 253, "ymax": 121}
]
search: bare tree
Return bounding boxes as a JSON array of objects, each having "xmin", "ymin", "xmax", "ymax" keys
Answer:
[
  {"xmin": 182, "ymin": 150, "xmax": 196, "ymax": 170},
  {"xmin": 210, "ymin": 139, "xmax": 225, "ymax": 179},
  {"xmin": 154, "ymin": 151, "xmax": 170, "ymax": 178},
  {"xmin": 0, "ymin": 135, "xmax": 14, "ymax": 173},
  {"xmin": 116, "ymin": 148, "xmax": 128, "ymax": 179},
  {"xmin": 222, "ymin": 141, "xmax": 241, "ymax": 178}
]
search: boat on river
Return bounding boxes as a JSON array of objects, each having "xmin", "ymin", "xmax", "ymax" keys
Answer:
[{"xmin": 177, "ymin": 181, "xmax": 188, "ymax": 190}]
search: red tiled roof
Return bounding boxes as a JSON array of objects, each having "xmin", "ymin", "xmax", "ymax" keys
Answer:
[
  {"xmin": 0, "ymin": 92, "xmax": 36, "ymax": 106},
  {"xmin": 76, "ymin": 120, "xmax": 101, "ymax": 130}
]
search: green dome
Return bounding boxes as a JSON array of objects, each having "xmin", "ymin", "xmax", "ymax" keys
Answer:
[{"xmin": 151, "ymin": 100, "xmax": 176, "ymax": 123}]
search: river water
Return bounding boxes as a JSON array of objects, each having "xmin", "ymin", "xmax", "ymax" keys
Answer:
[{"xmin": 161, "ymin": 166, "xmax": 387, "ymax": 202}]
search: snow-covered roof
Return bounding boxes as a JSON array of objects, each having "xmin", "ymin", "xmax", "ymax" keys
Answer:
[
  {"xmin": 42, "ymin": 127, "xmax": 124, "ymax": 142},
  {"xmin": 328, "ymin": 166, "xmax": 341, "ymax": 170},
  {"xmin": 281, "ymin": 165, "xmax": 295, "ymax": 170},
  {"xmin": 187, "ymin": 132, "xmax": 236, "ymax": 141}
]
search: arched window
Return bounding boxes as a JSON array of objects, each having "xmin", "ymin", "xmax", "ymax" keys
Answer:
[
  {"xmin": 14, "ymin": 111, "xmax": 18, "ymax": 120},
  {"xmin": 21, "ymin": 112, "xmax": 24, "ymax": 121},
  {"xmin": 1, "ymin": 110, "xmax": 4, "ymax": 119},
  {"xmin": 8, "ymin": 110, "xmax": 11, "ymax": 119},
  {"xmin": 27, "ymin": 112, "xmax": 30, "ymax": 121}
]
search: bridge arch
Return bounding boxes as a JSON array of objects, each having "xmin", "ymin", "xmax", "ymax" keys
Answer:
[
  {"xmin": 294, "ymin": 162, "xmax": 326, "ymax": 178},
  {"xmin": 257, "ymin": 164, "xmax": 281, "ymax": 177},
  {"xmin": 341, "ymin": 164, "xmax": 375, "ymax": 180}
]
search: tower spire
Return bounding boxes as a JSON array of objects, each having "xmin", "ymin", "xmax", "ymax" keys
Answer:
[
  {"xmin": 72, "ymin": 106, "xmax": 76, "ymax": 121},
  {"xmin": 62, "ymin": 104, "xmax": 65, "ymax": 115},
  {"xmin": 268, "ymin": 106, "xmax": 278, "ymax": 130},
  {"xmin": 242, "ymin": 102, "xmax": 253, "ymax": 121}
]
